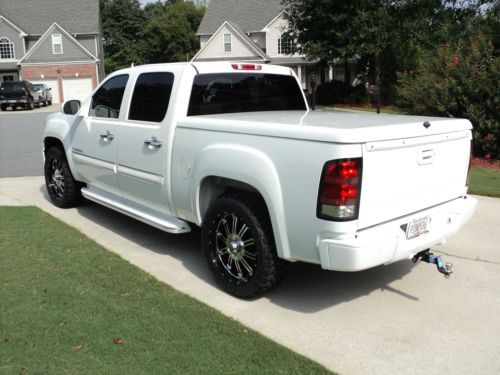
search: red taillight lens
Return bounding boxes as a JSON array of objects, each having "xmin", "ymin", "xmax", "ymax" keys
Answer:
[
  {"xmin": 231, "ymin": 63, "xmax": 262, "ymax": 71},
  {"xmin": 317, "ymin": 158, "xmax": 362, "ymax": 221}
]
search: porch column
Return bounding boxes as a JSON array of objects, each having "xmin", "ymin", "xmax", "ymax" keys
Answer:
[
  {"xmin": 329, "ymin": 65, "xmax": 333, "ymax": 81},
  {"xmin": 297, "ymin": 65, "xmax": 303, "ymax": 88}
]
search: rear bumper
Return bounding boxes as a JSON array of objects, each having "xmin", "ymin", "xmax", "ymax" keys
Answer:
[
  {"xmin": 0, "ymin": 99, "xmax": 28, "ymax": 105},
  {"xmin": 318, "ymin": 196, "xmax": 477, "ymax": 271}
]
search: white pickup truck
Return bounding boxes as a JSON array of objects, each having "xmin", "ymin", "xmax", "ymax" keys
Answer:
[{"xmin": 43, "ymin": 62, "xmax": 476, "ymax": 297}]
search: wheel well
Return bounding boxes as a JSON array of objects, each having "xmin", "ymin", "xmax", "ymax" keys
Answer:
[
  {"xmin": 199, "ymin": 176, "xmax": 266, "ymax": 221},
  {"xmin": 44, "ymin": 137, "xmax": 64, "ymax": 155}
]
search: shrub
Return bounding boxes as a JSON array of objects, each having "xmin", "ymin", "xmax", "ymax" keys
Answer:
[
  {"xmin": 397, "ymin": 34, "xmax": 500, "ymax": 159},
  {"xmin": 315, "ymin": 80, "xmax": 346, "ymax": 105}
]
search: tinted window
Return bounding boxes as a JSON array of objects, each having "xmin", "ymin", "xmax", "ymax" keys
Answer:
[
  {"xmin": 90, "ymin": 75, "xmax": 129, "ymax": 119},
  {"xmin": 129, "ymin": 72, "xmax": 174, "ymax": 123},
  {"xmin": 187, "ymin": 73, "xmax": 306, "ymax": 116},
  {"xmin": 0, "ymin": 82, "xmax": 25, "ymax": 93}
]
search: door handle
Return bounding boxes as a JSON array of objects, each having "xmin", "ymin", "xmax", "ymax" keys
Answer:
[
  {"xmin": 100, "ymin": 131, "xmax": 114, "ymax": 141},
  {"xmin": 144, "ymin": 137, "xmax": 162, "ymax": 148}
]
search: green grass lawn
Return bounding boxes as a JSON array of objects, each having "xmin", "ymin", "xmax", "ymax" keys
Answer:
[
  {"xmin": 468, "ymin": 167, "xmax": 500, "ymax": 198},
  {"xmin": 0, "ymin": 207, "xmax": 331, "ymax": 375}
]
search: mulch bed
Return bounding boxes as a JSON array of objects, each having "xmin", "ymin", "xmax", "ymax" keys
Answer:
[{"xmin": 471, "ymin": 157, "xmax": 500, "ymax": 170}]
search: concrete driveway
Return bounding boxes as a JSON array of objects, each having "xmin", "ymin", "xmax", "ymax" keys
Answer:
[{"xmin": 1, "ymin": 177, "xmax": 499, "ymax": 374}]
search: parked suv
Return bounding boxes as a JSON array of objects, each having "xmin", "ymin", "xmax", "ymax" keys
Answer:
[
  {"xmin": 0, "ymin": 80, "xmax": 41, "ymax": 111},
  {"xmin": 33, "ymin": 83, "xmax": 53, "ymax": 106}
]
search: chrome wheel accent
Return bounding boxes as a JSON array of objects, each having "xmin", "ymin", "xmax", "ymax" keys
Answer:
[
  {"xmin": 214, "ymin": 212, "xmax": 257, "ymax": 283},
  {"xmin": 48, "ymin": 158, "xmax": 65, "ymax": 198}
]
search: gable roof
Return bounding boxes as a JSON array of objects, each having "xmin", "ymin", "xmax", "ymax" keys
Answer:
[
  {"xmin": 192, "ymin": 21, "xmax": 270, "ymax": 62},
  {"xmin": 0, "ymin": 0, "xmax": 100, "ymax": 35},
  {"xmin": 19, "ymin": 22, "xmax": 98, "ymax": 64},
  {"xmin": 0, "ymin": 14, "xmax": 27, "ymax": 36},
  {"xmin": 197, "ymin": 0, "xmax": 283, "ymax": 35}
]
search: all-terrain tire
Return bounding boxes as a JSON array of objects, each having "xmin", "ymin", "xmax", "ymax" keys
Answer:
[
  {"xmin": 44, "ymin": 146, "xmax": 83, "ymax": 208},
  {"xmin": 202, "ymin": 193, "xmax": 287, "ymax": 298}
]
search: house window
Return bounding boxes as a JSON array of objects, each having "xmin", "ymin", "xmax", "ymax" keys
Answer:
[
  {"xmin": 0, "ymin": 38, "xmax": 15, "ymax": 60},
  {"xmin": 51, "ymin": 34, "xmax": 63, "ymax": 54},
  {"xmin": 278, "ymin": 35, "xmax": 295, "ymax": 55},
  {"xmin": 223, "ymin": 33, "xmax": 231, "ymax": 53}
]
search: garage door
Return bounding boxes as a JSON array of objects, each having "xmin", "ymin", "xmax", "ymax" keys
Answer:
[
  {"xmin": 62, "ymin": 77, "xmax": 93, "ymax": 103},
  {"xmin": 31, "ymin": 78, "xmax": 60, "ymax": 104}
]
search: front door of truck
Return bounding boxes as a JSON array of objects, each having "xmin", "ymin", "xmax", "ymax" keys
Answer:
[
  {"xmin": 115, "ymin": 71, "xmax": 175, "ymax": 214},
  {"xmin": 72, "ymin": 74, "xmax": 129, "ymax": 197}
]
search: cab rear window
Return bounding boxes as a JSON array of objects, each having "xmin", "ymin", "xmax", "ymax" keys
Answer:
[{"xmin": 187, "ymin": 73, "xmax": 306, "ymax": 116}]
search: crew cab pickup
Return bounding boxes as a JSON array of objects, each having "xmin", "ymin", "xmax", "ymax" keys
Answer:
[{"xmin": 43, "ymin": 62, "xmax": 477, "ymax": 297}]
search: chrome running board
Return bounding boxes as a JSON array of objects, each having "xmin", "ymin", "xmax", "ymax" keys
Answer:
[{"xmin": 81, "ymin": 187, "xmax": 191, "ymax": 234}]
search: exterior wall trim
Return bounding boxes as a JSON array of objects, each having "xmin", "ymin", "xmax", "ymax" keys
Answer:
[
  {"xmin": 19, "ymin": 22, "xmax": 99, "ymax": 64},
  {"xmin": 192, "ymin": 21, "xmax": 268, "ymax": 62}
]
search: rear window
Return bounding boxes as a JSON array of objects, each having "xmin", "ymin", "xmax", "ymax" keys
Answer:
[
  {"xmin": 0, "ymin": 82, "xmax": 25, "ymax": 93},
  {"xmin": 187, "ymin": 73, "xmax": 306, "ymax": 116}
]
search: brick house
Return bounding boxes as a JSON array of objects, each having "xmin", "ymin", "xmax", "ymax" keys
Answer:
[
  {"xmin": 192, "ymin": 0, "xmax": 351, "ymax": 90},
  {"xmin": 0, "ymin": 0, "xmax": 104, "ymax": 103}
]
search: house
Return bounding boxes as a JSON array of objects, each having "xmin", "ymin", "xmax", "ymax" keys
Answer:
[
  {"xmin": 0, "ymin": 0, "xmax": 104, "ymax": 103},
  {"xmin": 192, "ymin": 0, "xmax": 348, "ymax": 90}
]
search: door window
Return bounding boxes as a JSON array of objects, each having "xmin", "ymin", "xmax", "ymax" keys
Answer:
[
  {"xmin": 90, "ymin": 74, "xmax": 129, "ymax": 119},
  {"xmin": 128, "ymin": 72, "xmax": 174, "ymax": 123}
]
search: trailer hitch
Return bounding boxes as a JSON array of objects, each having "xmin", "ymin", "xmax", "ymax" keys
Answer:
[{"xmin": 412, "ymin": 249, "xmax": 453, "ymax": 278}]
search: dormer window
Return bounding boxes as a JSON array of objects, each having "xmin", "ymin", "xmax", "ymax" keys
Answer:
[
  {"xmin": 52, "ymin": 34, "xmax": 63, "ymax": 54},
  {"xmin": 223, "ymin": 33, "xmax": 231, "ymax": 53},
  {"xmin": 0, "ymin": 37, "xmax": 15, "ymax": 60}
]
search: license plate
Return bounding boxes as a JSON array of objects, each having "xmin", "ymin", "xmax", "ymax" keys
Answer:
[
  {"xmin": 406, "ymin": 215, "xmax": 430, "ymax": 239},
  {"xmin": 9, "ymin": 100, "xmax": 17, "ymax": 103}
]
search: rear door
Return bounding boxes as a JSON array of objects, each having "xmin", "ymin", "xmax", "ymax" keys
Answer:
[
  {"xmin": 115, "ymin": 71, "xmax": 175, "ymax": 214},
  {"xmin": 357, "ymin": 130, "xmax": 472, "ymax": 229},
  {"xmin": 72, "ymin": 74, "xmax": 129, "ymax": 197}
]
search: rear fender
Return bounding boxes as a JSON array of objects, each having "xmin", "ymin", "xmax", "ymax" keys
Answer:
[{"xmin": 192, "ymin": 144, "xmax": 291, "ymax": 259}]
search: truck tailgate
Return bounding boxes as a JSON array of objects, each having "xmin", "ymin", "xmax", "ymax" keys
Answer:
[{"xmin": 358, "ymin": 129, "xmax": 471, "ymax": 229}]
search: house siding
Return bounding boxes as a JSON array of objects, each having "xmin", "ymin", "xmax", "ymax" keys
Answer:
[
  {"xmin": 197, "ymin": 25, "xmax": 260, "ymax": 60},
  {"xmin": 76, "ymin": 35, "xmax": 98, "ymax": 57},
  {"xmin": 0, "ymin": 18, "xmax": 24, "ymax": 60},
  {"xmin": 199, "ymin": 35, "xmax": 210, "ymax": 48},
  {"xmin": 23, "ymin": 28, "xmax": 93, "ymax": 63},
  {"xmin": 266, "ymin": 15, "xmax": 292, "ymax": 58}
]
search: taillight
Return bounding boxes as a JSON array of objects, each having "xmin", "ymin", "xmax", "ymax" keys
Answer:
[
  {"xmin": 317, "ymin": 158, "xmax": 362, "ymax": 221},
  {"xmin": 231, "ymin": 63, "xmax": 262, "ymax": 71}
]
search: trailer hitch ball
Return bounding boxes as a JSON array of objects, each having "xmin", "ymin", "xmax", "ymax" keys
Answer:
[{"xmin": 412, "ymin": 249, "xmax": 453, "ymax": 278}]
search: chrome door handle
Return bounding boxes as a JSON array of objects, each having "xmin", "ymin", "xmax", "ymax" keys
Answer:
[
  {"xmin": 100, "ymin": 131, "xmax": 114, "ymax": 141},
  {"xmin": 144, "ymin": 137, "xmax": 162, "ymax": 148}
]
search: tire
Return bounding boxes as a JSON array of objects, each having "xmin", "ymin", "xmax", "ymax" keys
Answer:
[
  {"xmin": 202, "ymin": 193, "xmax": 286, "ymax": 298},
  {"xmin": 27, "ymin": 100, "xmax": 34, "ymax": 110},
  {"xmin": 44, "ymin": 146, "xmax": 83, "ymax": 208},
  {"xmin": 0, "ymin": 105, "xmax": 6, "ymax": 111},
  {"xmin": 48, "ymin": 100, "xmax": 52, "ymax": 106},
  {"xmin": 43, "ymin": 100, "xmax": 48, "ymax": 107}
]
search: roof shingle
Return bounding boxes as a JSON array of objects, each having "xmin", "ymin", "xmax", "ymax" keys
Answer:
[
  {"xmin": 197, "ymin": 0, "xmax": 283, "ymax": 35},
  {"xmin": 0, "ymin": 0, "xmax": 100, "ymax": 35}
]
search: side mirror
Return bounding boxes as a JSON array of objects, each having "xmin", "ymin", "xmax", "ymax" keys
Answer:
[
  {"xmin": 48, "ymin": 88, "xmax": 52, "ymax": 91},
  {"xmin": 62, "ymin": 100, "xmax": 81, "ymax": 115}
]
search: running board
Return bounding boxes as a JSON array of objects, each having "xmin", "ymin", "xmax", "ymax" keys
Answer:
[{"xmin": 81, "ymin": 188, "xmax": 191, "ymax": 234}]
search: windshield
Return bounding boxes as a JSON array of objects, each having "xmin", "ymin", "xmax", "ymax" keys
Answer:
[
  {"xmin": 188, "ymin": 73, "xmax": 306, "ymax": 116},
  {"xmin": 0, "ymin": 82, "xmax": 25, "ymax": 93},
  {"xmin": 33, "ymin": 84, "xmax": 45, "ymax": 90}
]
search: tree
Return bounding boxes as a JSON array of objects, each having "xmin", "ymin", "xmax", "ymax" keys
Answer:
[
  {"xmin": 101, "ymin": 0, "xmax": 146, "ymax": 73},
  {"xmin": 142, "ymin": 1, "xmax": 205, "ymax": 63},
  {"xmin": 397, "ymin": 33, "xmax": 500, "ymax": 158}
]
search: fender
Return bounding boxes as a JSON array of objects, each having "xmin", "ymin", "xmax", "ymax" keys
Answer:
[
  {"xmin": 192, "ymin": 143, "xmax": 292, "ymax": 260},
  {"xmin": 43, "ymin": 112, "xmax": 85, "ymax": 179}
]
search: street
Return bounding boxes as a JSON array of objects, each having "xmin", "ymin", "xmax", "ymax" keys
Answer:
[{"xmin": 0, "ymin": 107, "xmax": 56, "ymax": 177}]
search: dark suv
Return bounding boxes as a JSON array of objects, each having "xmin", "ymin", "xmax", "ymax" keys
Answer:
[{"xmin": 0, "ymin": 81, "xmax": 41, "ymax": 111}]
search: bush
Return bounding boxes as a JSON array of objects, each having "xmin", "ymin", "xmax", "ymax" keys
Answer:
[
  {"xmin": 397, "ymin": 34, "xmax": 500, "ymax": 159},
  {"xmin": 315, "ymin": 80, "xmax": 346, "ymax": 105}
]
